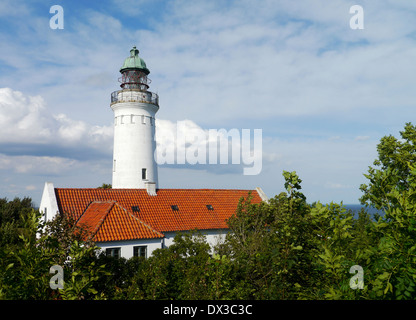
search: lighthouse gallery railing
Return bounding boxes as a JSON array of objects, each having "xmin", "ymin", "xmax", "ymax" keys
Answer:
[{"xmin": 111, "ymin": 89, "xmax": 159, "ymax": 106}]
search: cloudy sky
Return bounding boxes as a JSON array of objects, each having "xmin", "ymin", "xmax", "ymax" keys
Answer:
[{"xmin": 0, "ymin": 0, "xmax": 415, "ymax": 206}]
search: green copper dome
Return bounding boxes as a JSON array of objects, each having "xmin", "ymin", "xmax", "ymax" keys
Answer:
[{"xmin": 120, "ymin": 46, "xmax": 150, "ymax": 75}]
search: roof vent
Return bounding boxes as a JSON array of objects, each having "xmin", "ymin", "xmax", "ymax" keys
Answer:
[
  {"xmin": 206, "ymin": 204, "xmax": 214, "ymax": 210},
  {"xmin": 132, "ymin": 206, "xmax": 140, "ymax": 213},
  {"xmin": 171, "ymin": 205, "xmax": 179, "ymax": 211}
]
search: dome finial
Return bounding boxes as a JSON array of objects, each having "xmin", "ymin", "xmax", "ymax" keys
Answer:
[
  {"xmin": 130, "ymin": 46, "xmax": 139, "ymax": 57},
  {"xmin": 120, "ymin": 46, "xmax": 150, "ymax": 75}
]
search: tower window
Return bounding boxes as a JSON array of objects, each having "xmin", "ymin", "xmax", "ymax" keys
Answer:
[
  {"xmin": 142, "ymin": 168, "xmax": 147, "ymax": 180},
  {"xmin": 171, "ymin": 205, "xmax": 179, "ymax": 211}
]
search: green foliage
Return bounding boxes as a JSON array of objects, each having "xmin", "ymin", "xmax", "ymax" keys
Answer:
[
  {"xmin": 97, "ymin": 183, "xmax": 112, "ymax": 189},
  {"xmin": 58, "ymin": 241, "xmax": 109, "ymax": 300},
  {"xmin": 0, "ymin": 200, "xmax": 108, "ymax": 300},
  {"xmin": 122, "ymin": 231, "xmax": 213, "ymax": 300},
  {"xmin": 219, "ymin": 172, "xmax": 346, "ymax": 299},
  {"xmin": 1, "ymin": 123, "xmax": 416, "ymax": 300},
  {"xmin": 0, "ymin": 197, "xmax": 35, "ymax": 246},
  {"xmin": 360, "ymin": 122, "xmax": 416, "ymax": 210},
  {"xmin": 357, "ymin": 123, "xmax": 416, "ymax": 299},
  {"xmin": 0, "ymin": 209, "xmax": 55, "ymax": 299}
]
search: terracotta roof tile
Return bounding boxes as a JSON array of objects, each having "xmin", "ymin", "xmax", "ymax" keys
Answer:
[
  {"xmin": 77, "ymin": 201, "xmax": 115, "ymax": 236},
  {"xmin": 55, "ymin": 188, "xmax": 263, "ymax": 242},
  {"xmin": 77, "ymin": 200, "xmax": 163, "ymax": 242}
]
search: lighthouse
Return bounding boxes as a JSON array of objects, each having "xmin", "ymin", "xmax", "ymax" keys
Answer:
[
  {"xmin": 110, "ymin": 46, "xmax": 159, "ymax": 191},
  {"xmin": 39, "ymin": 46, "xmax": 268, "ymax": 257}
]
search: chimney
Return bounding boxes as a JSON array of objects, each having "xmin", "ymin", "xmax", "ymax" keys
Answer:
[{"xmin": 145, "ymin": 182, "xmax": 157, "ymax": 196}]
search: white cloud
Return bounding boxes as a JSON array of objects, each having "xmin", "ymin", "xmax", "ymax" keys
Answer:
[
  {"xmin": 136, "ymin": 2, "xmax": 416, "ymax": 127},
  {"xmin": 0, "ymin": 1, "xmax": 414, "ymax": 205},
  {"xmin": 0, "ymin": 0, "xmax": 29, "ymax": 17},
  {"xmin": 0, "ymin": 88, "xmax": 113, "ymax": 157},
  {"xmin": 0, "ymin": 154, "xmax": 78, "ymax": 175},
  {"xmin": 155, "ymin": 119, "xmax": 264, "ymax": 175},
  {"xmin": 1, "ymin": 1, "xmax": 415, "ymax": 128},
  {"xmin": 355, "ymin": 136, "xmax": 370, "ymax": 141},
  {"xmin": 0, "ymin": 86, "xmax": 382, "ymax": 203},
  {"xmin": 0, "ymin": 88, "xmax": 54, "ymax": 143},
  {"xmin": 55, "ymin": 113, "xmax": 88, "ymax": 142}
]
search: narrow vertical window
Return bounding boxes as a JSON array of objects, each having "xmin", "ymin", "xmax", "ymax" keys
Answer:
[
  {"xmin": 142, "ymin": 168, "xmax": 147, "ymax": 180},
  {"xmin": 113, "ymin": 159, "xmax": 116, "ymax": 172},
  {"xmin": 141, "ymin": 115, "xmax": 145, "ymax": 124}
]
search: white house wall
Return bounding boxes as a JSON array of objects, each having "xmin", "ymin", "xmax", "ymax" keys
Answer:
[
  {"xmin": 39, "ymin": 182, "xmax": 59, "ymax": 222},
  {"xmin": 96, "ymin": 238, "xmax": 163, "ymax": 259},
  {"xmin": 96, "ymin": 229, "xmax": 229, "ymax": 259},
  {"xmin": 162, "ymin": 229, "xmax": 228, "ymax": 253}
]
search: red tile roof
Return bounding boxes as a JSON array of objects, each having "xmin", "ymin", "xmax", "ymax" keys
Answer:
[
  {"xmin": 77, "ymin": 201, "xmax": 164, "ymax": 242},
  {"xmin": 55, "ymin": 188, "xmax": 263, "ymax": 242}
]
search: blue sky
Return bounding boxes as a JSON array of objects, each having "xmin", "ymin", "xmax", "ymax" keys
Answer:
[{"xmin": 0, "ymin": 0, "xmax": 415, "ymax": 206}]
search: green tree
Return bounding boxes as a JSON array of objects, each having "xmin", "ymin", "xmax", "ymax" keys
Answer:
[
  {"xmin": 0, "ymin": 209, "xmax": 56, "ymax": 299},
  {"xmin": 360, "ymin": 122, "xmax": 416, "ymax": 210},
  {"xmin": 121, "ymin": 231, "xmax": 212, "ymax": 299},
  {"xmin": 97, "ymin": 183, "xmax": 112, "ymax": 189},
  {"xmin": 43, "ymin": 213, "xmax": 109, "ymax": 300},
  {"xmin": 222, "ymin": 171, "xmax": 333, "ymax": 299},
  {"xmin": 358, "ymin": 123, "xmax": 416, "ymax": 299},
  {"xmin": 58, "ymin": 240, "xmax": 109, "ymax": 300},
  {"xmin": 0, "ymin": 198, "xmax": 108, "ymax": 300},
  {"xmin": 307, "ymin": 202, "xmax": 364, "ymax": 299},
  {"xmin": 0, "ymin": 197, "xmax": 35, "ymax": 246}
]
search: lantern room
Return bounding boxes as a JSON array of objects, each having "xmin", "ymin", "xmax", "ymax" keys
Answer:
[{"xmin": 118, "ymin": 46, "xmax": 151, "ymax": 91}]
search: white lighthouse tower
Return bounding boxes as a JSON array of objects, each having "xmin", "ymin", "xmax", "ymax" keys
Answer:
[{"xmin": 110, "ymin": 46, "xmax": 159, "ymax": 191}]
